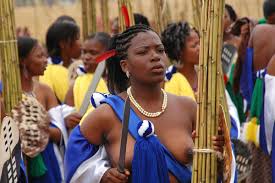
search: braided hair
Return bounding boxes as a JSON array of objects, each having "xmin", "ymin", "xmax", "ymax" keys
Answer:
[
  {"xmin": 106, "ymin": 24, "xmax": 153, "ymax": 94},
  {"xmin": 161, "ymin": 21, "xmax": 197, "ymax": 63}
]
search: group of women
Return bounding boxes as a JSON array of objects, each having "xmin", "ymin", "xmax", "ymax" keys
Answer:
[{"xmin": 1, "ymin": 1, "xmax": 275, "ymax": 182}]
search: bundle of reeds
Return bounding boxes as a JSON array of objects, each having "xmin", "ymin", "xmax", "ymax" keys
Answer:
[
  {"xmin": 0, "ymin": 0, "xmax": 22, "ymax": 114},
  {"xmin": 192, "ymin": 0, "xmax": 232, "ymax": 182},
  {"xmin": 192, "ymin": 0, "xmax": 202, "ymax": 30},
  {"xmin": 100, "ymin": 0, "xmax": 110, "ymax": 33},
  {"xmin": 153, "ymin": 0, "xmax": 171, "ymax": 34},
  {"xmin": 82, "ymin": 0, "xmax": 96, "ymax": 40},
  {"xmin": 118, "ymin": 0, "xmax": 134, "ymax": 32}
]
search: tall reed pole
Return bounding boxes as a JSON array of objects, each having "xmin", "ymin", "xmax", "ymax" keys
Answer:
[
  {"xmin": 192, "ymin": 0, "xmax": 232, "ymax": 182},
  {"xmin": 153, "ymin": 0, "xmax": 171, "ymax": 34},
  {"xmin": 100, "ymin": 0, "xmax": 110, "ymax": 33},
  {"xmin": 118, "ymin": 0, "xmax": 134, "ymax": 32},
  {"xmin": 81, "ymin": 0, "xmax": 88, "ymax": 39},
  {"xmin": 192, "ymin": 0, "xmax": 202, "ymax": 30},
  {"xmin": 82, "ymin": 0, "xmax": 97, "ymax": 40},
  {"xmin": 0, "ymin": 0, "xmax": 22, "ymax": 114}
]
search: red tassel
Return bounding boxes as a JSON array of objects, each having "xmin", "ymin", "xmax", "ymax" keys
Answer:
[
  {"xmin": 95, "ymin": 50, "xmax": 117, "ymax": 63},
  {"xmin": 121, "ymin": 5, "xmax": 130, "ymax": 28}
]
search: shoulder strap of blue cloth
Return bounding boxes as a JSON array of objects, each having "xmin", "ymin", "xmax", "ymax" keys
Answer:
[
  {"xmin": 102, "ymin": 95, "xmax": 192, "ymax": 183},
  {"xmin": 240, "ymin": 47, "xmax": 254, "ymax": 107}
]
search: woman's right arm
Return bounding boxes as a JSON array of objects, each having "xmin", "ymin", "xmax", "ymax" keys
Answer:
[
  {"xmin": 64, "ymin": 82, "xmax": 75, "ymax": 106},
  {"xmin": 80, "ymin": 104, "xmax": 112, "ymax": 145},
  {"xmin": 79, "ymin": 104, "xmax": 130, "ymax": 183}
]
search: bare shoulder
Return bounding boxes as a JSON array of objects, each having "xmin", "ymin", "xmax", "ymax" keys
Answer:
[
  {"xmin": 249, "ymin": 24, "xmax": 274, "ymax": 47},
  {"xmin": 252, "ymin": 24, "xmax": 275, "ymax": 37},
  {"xmin": 34, "ymin": 81, "xmax": 58, "ymax": 109},
  {"xmin": 168, "ymin": 93, "xmax": 197, "ymax": 113},
  {"xmin": 267, "ymin": 54, "xmax": 275, "ymax": 76},
  {"xmin": 35, "ymin": 81, "xmax": 54, "ymax": 94},
  {"xmin": 167, "ymin": 93, "xmax": 197, "ymax": 130},
  {"xmin": 82, "ymin": 103, "xmax": 116, "ymax": 125},
  {"xmin": 80, "ymin": 103, "xmax": 118, "ymax": 144}
]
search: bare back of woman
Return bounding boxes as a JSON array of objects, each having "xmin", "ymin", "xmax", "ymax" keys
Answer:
[{"xmin": 249, "ymin": 24, "xmax": 275, "ymax": 71}]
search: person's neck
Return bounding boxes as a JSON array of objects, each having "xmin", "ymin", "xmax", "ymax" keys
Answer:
[
  {"xmin": 20, "ymin": 72, "xmax": 34, "ymax": 93},
  {"xmin": 87, "ymin": 67, "xmax": 96, "ymax": 74},
  {"xmin": 60, "ymin": 52, "xmax": 72, "ymax": 68},
  {"xmin": 178, "ymin": 63, "xmax": 197, "ymax": 90},
  {"xmin": 130, "ymin": 82, "xmax": 163, "ymax": 106},
  {"xmin": 267, "ymin": 20, "xmax": 275, "ymax": 25},
  {"xmin": 223, "ymin": 31, "xmax": 231, "ymax": 41},
  {"xmin": 267, "ymin": 15, "xmax": 275, "ymax": 25}
]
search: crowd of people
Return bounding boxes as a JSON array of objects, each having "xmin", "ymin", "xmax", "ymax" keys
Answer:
[{"xmin": 1, "ymin": 0, "xmax": 275, "ymax": 182}]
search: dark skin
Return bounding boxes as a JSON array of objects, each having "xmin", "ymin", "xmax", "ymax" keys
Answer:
[
  {"xmin": 266, "ymin": 13, "xmax": 275, "ymax": 25},
  {"xmin": 267, "ymin": 54, "xmax": 275, "ymax": 76},
  {"xmin": 1, "ymin": 96, "xmax": 5, "ymax": 122},
  {"xmin": 81, "ymin": 31, "xmax": 224, "ymax": 183},
  {"xmin": 64, "ymin": 38, "xmax": 108, "ymax": 130},
  {"xmin": 20, "ymin": 43, "xmax": 61, "ymax": 143},
  {"xmin": 59, "ymin": 33, "xmax": 81, "ymax": 68},
  {"xmin": 248, "ymin": 24, "xmax": 275, "ymax": 71},
  {"xmin": 223, "ymin": 9, "xmax": 241, "ymax": 49},
  {"xmin": 178, "ymin": 30, "xmax": 200, "ymax": 92}
]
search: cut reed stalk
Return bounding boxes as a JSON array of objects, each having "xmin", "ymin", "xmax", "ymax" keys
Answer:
[
  {"xmin": 192, "ymin": 0, "xmax": 227, "ymax": 182},
  {"xmin": 100, "ymin": 0, "xmax": 110, "ymax": 33},
  {"xmin": 118, "ymin": 0, "xmax": 134, "ymax": 32},
  {"xmin": 0, "ymin": 0, "xmax": 22, "ymax": 114}
]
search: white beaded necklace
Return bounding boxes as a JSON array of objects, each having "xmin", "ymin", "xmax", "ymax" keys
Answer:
[{"xmin": 126, "ymin": 86, "xmax": 167, "ymax": 118}]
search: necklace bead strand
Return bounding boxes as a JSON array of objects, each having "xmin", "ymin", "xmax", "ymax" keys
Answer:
[{"xmin": 127, "ymin": 87, "xmax": 167, "ymax": 118}]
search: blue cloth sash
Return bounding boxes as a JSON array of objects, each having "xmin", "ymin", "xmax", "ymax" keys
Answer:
[
  {"xmin": 29, "ymin": 142, "xmax": 62, "ymax": 183},
  {"xmin": 29, "ymin": 124, "xmax": 62, "ymax": 183},
  {"xmin": 230, "ymin": 116, "xmax": 239, "ymax": 140},
  {"xmin": 240, "ymin": 47, "xmax": 254, "ymax": 107},
  {"xmin": 102, "ymin": 95, "xmax": 192, "ymax": 183},
  {"xmin": 64, "ymin": 126, "xmax": 99, "ymax": 183},
  {"xmin": 19, "ymin": 157, "xmax": 28, "ymax": 183}
]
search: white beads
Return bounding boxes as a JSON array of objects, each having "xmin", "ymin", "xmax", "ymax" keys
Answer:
[{"xmin": 127, "ymin": 87, "xmax": 167, "ymax": 118}]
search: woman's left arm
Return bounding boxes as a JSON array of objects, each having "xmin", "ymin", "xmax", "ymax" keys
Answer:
[{"xmin": 43, "ymin": 84, "xmax": 62, "ymax": 143}]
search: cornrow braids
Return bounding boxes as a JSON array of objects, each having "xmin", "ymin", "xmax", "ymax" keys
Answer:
[
  {"xmin": 106, "ymin": 24, "xmax": 153, "ymax": 94},
  {"xmin": 161, "ymin": 21, "xmax": 192, "ymax": 62}
]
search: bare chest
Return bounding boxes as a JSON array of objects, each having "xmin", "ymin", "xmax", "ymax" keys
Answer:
[{"xmin": 104, "ymin": 112, "xmax": 194, "ymax": 171}]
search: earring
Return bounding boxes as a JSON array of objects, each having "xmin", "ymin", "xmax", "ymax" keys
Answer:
[
  {"xmin": 23, "ymin": 64, "xmax": 29, "ymax": 78},
  {"xmin": 173, "ymin": 60, "xmax": 184, "ymax": 69},
  {"xmin": 126, "ymin": 71, "xmax": 130, "ymax": 78}
]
